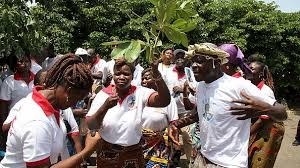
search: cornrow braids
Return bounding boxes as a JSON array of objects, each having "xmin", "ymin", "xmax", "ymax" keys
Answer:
[{"xmin": 44, "ymin": 53, "xmax": 93, "ymax": 91}]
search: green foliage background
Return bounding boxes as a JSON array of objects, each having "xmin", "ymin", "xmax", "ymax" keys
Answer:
[{"xmin": 0, "ymin": 0, "xmax": 299, "ymax": 103}]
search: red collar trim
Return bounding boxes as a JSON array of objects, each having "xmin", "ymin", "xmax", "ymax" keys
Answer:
[
  {"xmin": 102, "ymin": 84, "xmax": 137, "ymax": 104},
  {"xmin": 232, "ymin": 72, "xmax": 242, "ymax": 78},
  {"xmin": 257, "ymin": 81, "xmax": 265, "ymax": 90},
  {"xmin": 32, "ymin": 86, "xmax": 60, "ymax": 126},
  {"xmin": 14, "ymin": 71, "xmax": 35, "ymax": 82},
  {"xmin": 91, "ymin": 57, "xmax": 100, "ymax": 67},
  {"xmin": 172, "ymin": 67, "xmax": 185, "ymax": 80}
]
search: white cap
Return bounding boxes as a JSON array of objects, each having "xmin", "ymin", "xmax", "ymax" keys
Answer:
[{"xmin": 75, "ymin": 48, "xmax": 90, "ymax": 56}]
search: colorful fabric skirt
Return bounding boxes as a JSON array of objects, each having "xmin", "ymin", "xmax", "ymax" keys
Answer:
[
  {"xmin": 249, "ymin": 120, "xmax": 285, "ymax": 168},
  {"xmin": 142, "ymin": 128, "xmax": 174, "ymax": 168},
  {"xmin": 96, "ymin": 139, "xmax": 144, "ymax": 168}
]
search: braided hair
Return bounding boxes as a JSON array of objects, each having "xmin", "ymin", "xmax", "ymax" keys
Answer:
[
  {"xmin": 44, "ymin": 53, "xmax": 93, "ymax": 91},
  {"xmin": 255, "ymin": 61, "xmax": 274, "ymax": 90}
]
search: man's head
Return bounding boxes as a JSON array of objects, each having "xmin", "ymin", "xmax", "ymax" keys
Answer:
[
  {"xmin": 173, "ymin": 49, "xmax": 186, "ymax": 70},
  {"xmin": 186, "ymin": 43, "xmax": 229, "ymax": 82}
]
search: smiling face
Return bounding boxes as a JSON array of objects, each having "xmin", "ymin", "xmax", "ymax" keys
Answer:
[
  {"xmin": 141, "ymin": 71, "xmax": 155, "ymax": 89},
  {"xmin": 113, "ymin": 64, "xmax": 133, "ymax": 90}
]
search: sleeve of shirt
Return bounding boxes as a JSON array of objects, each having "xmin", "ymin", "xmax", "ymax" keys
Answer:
[
  {"xmin": 167, "ymin": 98, "xmax": 179, "ymax": 122},
  {"xmin": 21, "ymin": 121, "xmax": 52, "ymax": 167},
  {"xmin": 63, "ymin": 108, "xmax": 80, "ymax": 136},
  {"xmin": 141, "ymin": 87, "xmax": 156, "ymax": 106},
  {"xmin": 261, "ymin": 85, "xmax": 275, "ymax": 99},
  {"xmin": 3, "ymin": 101, "xmax": 22, "ymax": 124},
  {"xmin": 0, "ymin": 77, "xmax": 12, "ymax": 101},
  {"xmin": 241, "ymin": 80, "xmax": 276, "ymax": 106},
  {"xmin": 86, "ymin": 91, "xmax": 109, "ymax": 117}
]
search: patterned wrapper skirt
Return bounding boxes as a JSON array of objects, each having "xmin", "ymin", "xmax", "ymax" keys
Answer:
[
  {"xmin": 248, "ymin": 120, "xmax": 285, "ymax": 168},
  {"xmin": 96, "ymin": 139, "xmax": 145, "ymax": 168},
  {"xmin": 142, "ymin": 128, "xmax": 175, "ymax": 168}
]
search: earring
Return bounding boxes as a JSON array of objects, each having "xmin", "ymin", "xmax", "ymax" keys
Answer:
[
  {"xmin": 66, "ymin": 96, "xmax": 69, "ymax": 103},
  {"xmin": 212, "ymin": 59, "xmax": 215, "ymax": 69}
]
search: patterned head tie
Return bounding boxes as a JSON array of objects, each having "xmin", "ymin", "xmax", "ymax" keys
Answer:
[{"xmin": 185, "ymin": 43, "xmax": 229, "ymax": 64}]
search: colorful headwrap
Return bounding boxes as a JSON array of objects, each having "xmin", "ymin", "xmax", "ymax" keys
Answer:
[
  {"xmin": 218, "ymin": 44, "xmax": 252, "ymax": 76},
  {"xmin": 185, "ymin": 43, "xmax": 229, "ymax": 64}
]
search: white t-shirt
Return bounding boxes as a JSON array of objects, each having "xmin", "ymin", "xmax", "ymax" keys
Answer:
[
  {"xmin": 30, "ymin": 60, "xmax": 42, "ymax": 74},
  {"xmin": 0, "ymin": 74, "xmax": 34, "ymax": 110},
  {"xmin": 165, "ymin": 67, "xmax": 186, "ymax": 114},
  {"xmin": 195, "ymin": 74, "xmax": 276, "ymax": 168},
  {"xmin": 142, "ymin": 98, "xmax": 178, "ymax": 131},
  {"xmin": 86, "ymin": 85, "xmax": 155, "ymax": 146},
  {"xmin": 91, "ymin": 58, "xmax": 108, "ymax": 85},
  {"xmin": 131, "ymin": 64, "xmax": 144, "ymax": 86},
  {"xmin": 59, "ymin": 108, "xmax": 79, "ymax": 160},
  {"xmin": 0, "ymin": 88, "xmax": 63, "ymax": 168},
  {"xmin": 107, "ymin": 59, "xmax": 115, "ymax": 76},
  {"xmin": 258, "ymin": 81, "xmax": 275, "ymax": 120},
  {"xmin": 158, "ymin": 63, "xmax": 174, "ymax": 82}
]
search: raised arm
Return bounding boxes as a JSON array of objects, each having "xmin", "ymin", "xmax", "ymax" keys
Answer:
[{"xmin": 147, "ymin": 59, "xmax": 171, "ymax": 108}]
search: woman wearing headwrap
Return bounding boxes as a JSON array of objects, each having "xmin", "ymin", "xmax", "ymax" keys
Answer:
[{"xmin": 218, "ymin": 44, "xmax": 252, "ymax": 79}]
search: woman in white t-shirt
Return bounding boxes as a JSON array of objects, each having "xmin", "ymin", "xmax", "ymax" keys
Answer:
[
  {"xmin": 0, "ymin": 54, "xmax": 100, "ymax": 168},
  {"xmin": 0, "ymin": 54, "xmax": 35, "ymax": 131},
  {"xmin": 248, "ymin": 61, "xmax": 285, "ymax": 168},
  {"xmin": 140, "ymin": 68, "xmax": 178, "ymax": 168},
  {"xmin": 86, "ymin": 58, "xmax": 171, "ymax": 168}
]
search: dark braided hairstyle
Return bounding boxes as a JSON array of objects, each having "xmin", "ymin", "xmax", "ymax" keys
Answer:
[
  {"xmin": 255, "ymin": 61, "xmax": 274, "ymax": 90},
  {"xmin": 44, "ymin": 53, "xmax": 93, "ymax": 90}
]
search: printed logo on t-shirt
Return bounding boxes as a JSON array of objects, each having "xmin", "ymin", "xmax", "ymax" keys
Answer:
[
  {"xmin": 203, "ymin": 103, "xmax": 213, "ymax": 121},
  {"xmin": 127, "ymin": 95, "xmax": 136, "ymax": 108}
]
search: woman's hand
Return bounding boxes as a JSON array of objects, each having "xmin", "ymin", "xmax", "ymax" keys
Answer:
[
  {"xmin": 150, "ymin": 57, "xmax": 161, "ymax": 78},
  {"xmin": 168, "ymin": 124, "xmax": 180, "ymax": 146},
  {"xmin": 84, "ymin": 131, "xmax": 101, "ymax": 153},
  {"xmin": 103, "ymin": 95, "xmax": 119, "ymax": 110}
]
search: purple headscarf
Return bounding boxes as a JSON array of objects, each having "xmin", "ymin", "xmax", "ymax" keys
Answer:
[{"xmin": 218, "ymin": 44, "xmax": 252, "ymax": 76}]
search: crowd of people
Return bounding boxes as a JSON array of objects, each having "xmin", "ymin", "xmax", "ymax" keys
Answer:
[{"xmin": 0, "ymin": 42, "xmax": 290, "ymax": 168}]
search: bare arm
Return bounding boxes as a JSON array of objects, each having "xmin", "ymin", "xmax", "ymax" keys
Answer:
[
  {"xmin": 147, "ymin": 59, "xmax": 171, "ymax": 108},
  {"xmin": 86, "ymin": 95, "xmax": 119, "ymax": 130},
  {"xmin": 71, "ymin": 135, "xmax": 82, "ymax": 154},
  {"xmin": 231, "ymin": 91, "xmax": 287, "ymax": 122}
]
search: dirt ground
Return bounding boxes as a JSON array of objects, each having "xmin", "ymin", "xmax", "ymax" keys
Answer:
[
  {"xmin": 88, "ymin": 108, "xmax": 300, "ymax": 168},
  {"xmin": 273, "ymin": 108, "xmax": 300, "ymax": 168}
]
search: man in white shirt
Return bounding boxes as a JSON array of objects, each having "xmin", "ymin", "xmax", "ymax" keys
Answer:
[{"xmin": 169, "ymin": 43, "xmax": 287, "ymax": 168}]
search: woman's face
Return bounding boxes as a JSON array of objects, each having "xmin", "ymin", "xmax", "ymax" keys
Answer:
[
  {"xmin": 162, "ymin": 49, "xmax": 173, "ymax": 65},
  {"xmin": 56, "ymin": 86, "xmax": 89, "ymax": 110},
  {"xmin": 16, "ymin": 56, "xmax": 31, "ymax": 73},
  {"xmin": 113, "ymin": 65, "xmax": 133, "ymax": 89},
  {"xmin": 141, "ymin": 71, "xmax": 155, "ymax": 89},
  {"xmin": 249, "ymin": 62, "xmax": 262, "ymax": 80}
]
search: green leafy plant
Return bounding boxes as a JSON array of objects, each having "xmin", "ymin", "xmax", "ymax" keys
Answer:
[{"xmin": 101, "ymin": 0, "xmax": 198, "ymax": 63}]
